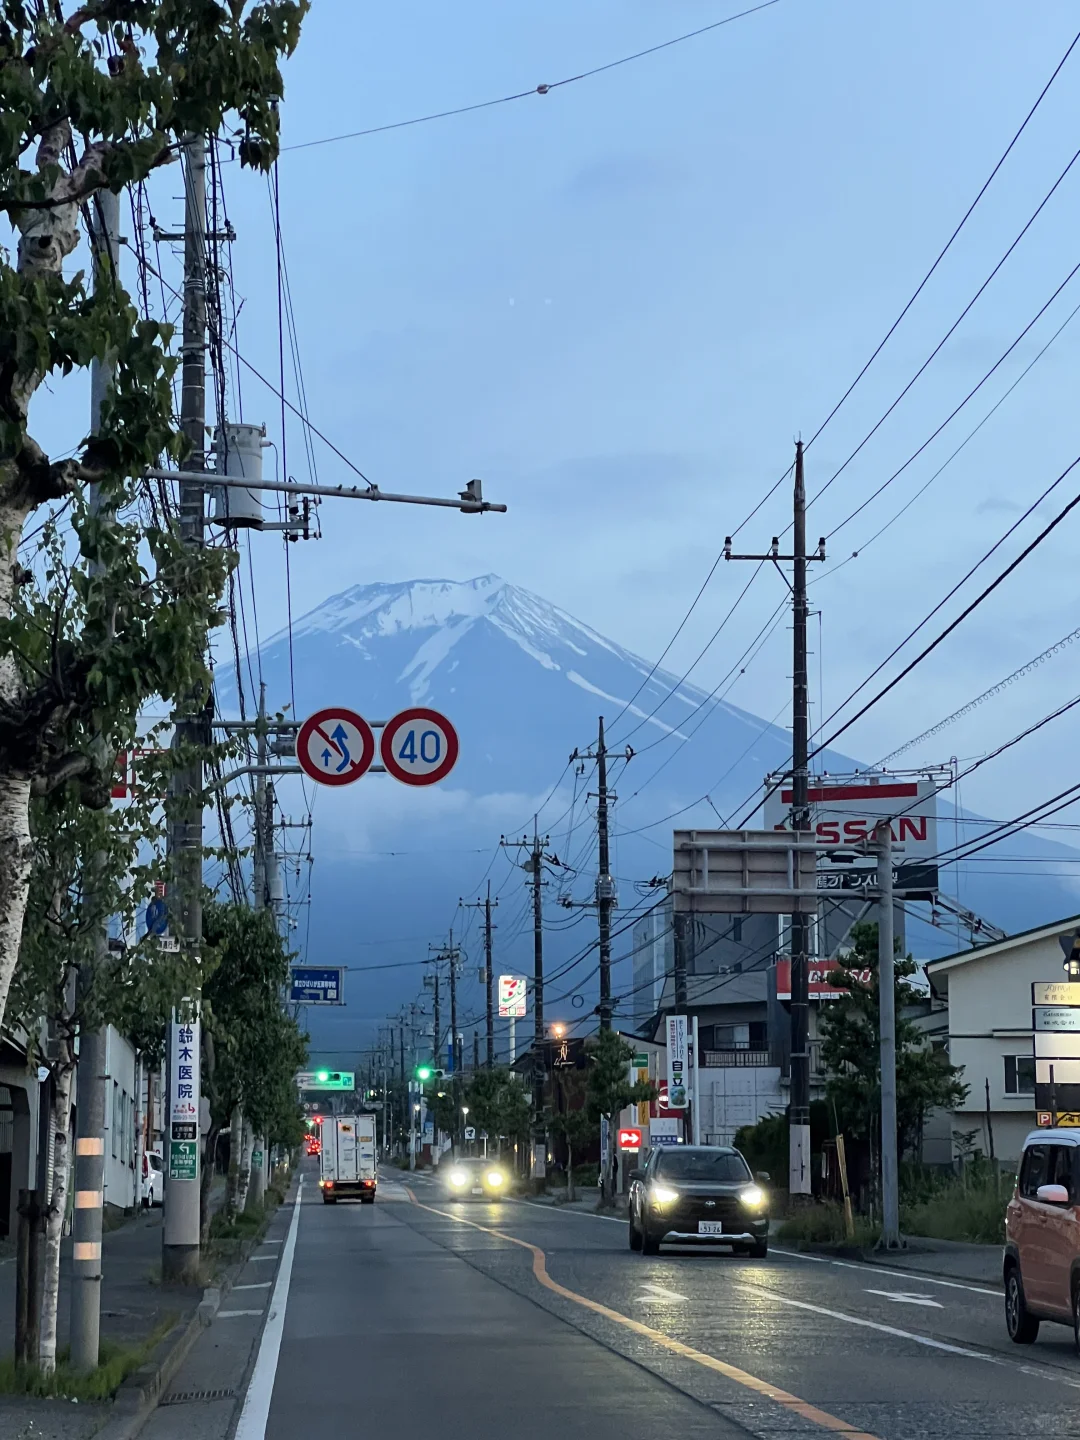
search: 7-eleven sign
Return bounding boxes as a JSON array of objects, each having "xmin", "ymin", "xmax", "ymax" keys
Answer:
[{"xmin": 498, "ymin": 975, "xmax": 527, "ymax": 1018}]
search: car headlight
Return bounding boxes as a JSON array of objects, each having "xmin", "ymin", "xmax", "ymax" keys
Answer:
[
  {"xmin": 739, "ymin": 1184, "xmax": 766, "ymax": 1209},
  {"xmin": 649, "ymin": 1185, "xmax": 680, "ymax": 1205},
  {"xmin": 486, "ymin": 1170, "xmax": 505, "ymax": 1187},
  {"xmin": 449, "ymin": 1170, "xmax": 467, "ymax": 1188}
]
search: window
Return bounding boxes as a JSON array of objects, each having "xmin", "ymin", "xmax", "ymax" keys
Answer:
[
  {"xmin": 112, "ymin": 1081, "xmax": 119, "ymax": 1158},
  {"xmin": 1018, "ymin": 1144, "xmax": 1049, "ymax": 1198},
  {"xmin": 1004, "ymin": 1055, "xmax": 1035, "ymax": 1096},
  {"xmin": 732, "ymin": 918, "xmax": 743, "ymax": 944},
  {"xmin": 1048, "ymin": 1145, "xmax": 1075, "ymax": 1201},
  {"xmin": 655, "ymin": 1149, "xmax": 752, "ymax": 1182}
]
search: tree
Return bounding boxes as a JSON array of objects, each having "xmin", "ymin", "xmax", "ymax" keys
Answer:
[
  {"xmin": 7, "ymin": 744, "xmax": 198, "ymax": 1374},
  {"xmin": 0, "ymin": 0, "xmax": 308, "ymax": 1040},
  {"xmin": 202, "ymin": 902, "xmax": 305, "ymax": 1228},
  {"xmin": 460, "ymin": 1068, "xmax": 531, "ymax": 1163},
  {"xmin": 819, "ymin": 923, "xmax": 968, "ymax": 1191},
  {"xmin": 551, "ymin": 1074, "xmax": 594, "ymax": 1201},
  {"xmin": 586, "ymin": 1029, "xmax": 655, "ymax": 1206}
]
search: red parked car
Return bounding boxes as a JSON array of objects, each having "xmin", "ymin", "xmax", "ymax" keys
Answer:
[{"xmin": 1004, "ymin": 1128, "xmax": 1080, "ymax": 1351}]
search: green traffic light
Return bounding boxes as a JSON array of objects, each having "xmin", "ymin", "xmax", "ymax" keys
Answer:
[
  {"xmin": 316, "ymin": 1070, "xmax": 330, "ymax": 1082},
  {"xmin": 416, "ymin": 1065, "xmax": 432, "ymax": 1081}
]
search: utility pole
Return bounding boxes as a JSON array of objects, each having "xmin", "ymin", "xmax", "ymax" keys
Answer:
[
  {"xmin": 571, "ymin": 718, "xmax": 633, "ymax": 1030},
  {"xmin": 473, "ymin": 1031, "xmax": 480, "ymax": 1071},
  {"xmin": 246, "ymin": 682, "xmax": 271, "ymax": 1209},
  {"xmin": 464, "ymin": 885, "xmax": 498, "ymax": 1067},
  {"xmin": 70, "ymin": 185, "xmax": 121, "ymax": 1373},
  {"xmin": 501, "ymin": 824, "xmax": 556, "ymax": 1180},
  {"xmin": 725, "ymin": 440, "xmax": 825, "ymax": 1202},
  {"xmin": 875, "ymin": 821, "xmax": 902, "ymax": 1249}
]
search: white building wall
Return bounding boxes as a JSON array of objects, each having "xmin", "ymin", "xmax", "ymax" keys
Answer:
[
  {"xmin": 698, "ymin": 1066, "xmax": 783, "ymax": 1147},
  {"xmin": 103, "ymin": 1026, "xmax": 138, "ymax": 1213},
  {"xmin": 937, "ymin": 928, "xmax": 1072, "ymax": 1165}
]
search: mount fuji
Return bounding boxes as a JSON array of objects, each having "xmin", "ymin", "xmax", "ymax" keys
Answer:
[{"xmin": 219, "ymin": 575, "xmax": 1080, "ymax": 1057}]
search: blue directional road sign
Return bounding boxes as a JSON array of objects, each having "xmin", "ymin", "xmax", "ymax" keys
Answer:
[
  {"xmin": 145, "ymin": 897, "xmax": 168, "ymax": 936},
  {"xmin": 290, "ymin": 966, "xmax": 344, "ymax": 1006}
]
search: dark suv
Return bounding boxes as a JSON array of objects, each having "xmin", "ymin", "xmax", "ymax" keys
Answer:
[
  {"xmin": 628, "ymin": 1145, "xmax": 769, "ymax": 1257},
  {"xmin": 1004, "ymin": 1128, "xmax": 1080, "ymax": 1351}
]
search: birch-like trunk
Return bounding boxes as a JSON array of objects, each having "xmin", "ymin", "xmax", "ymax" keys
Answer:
[
  {"xmin": 235, "ymin": 1119, "xmax": 253, "ymax": 1214},
  {"xmin": 226, "ymin": 1106, "xmax": 243, "ymax": 1214},
  {"xmin": 39, "ymin": 1044, "xmax": 75, "ymax": 1375}
]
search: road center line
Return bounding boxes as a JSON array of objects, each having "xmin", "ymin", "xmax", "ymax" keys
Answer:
[
  {"xmin": 234, "ymin": 1176, "xmax": 304, "ymax": 1440},
  {"xmin": 405, "ymin": 1189, "xmax": 881, "ymax": 1440}
]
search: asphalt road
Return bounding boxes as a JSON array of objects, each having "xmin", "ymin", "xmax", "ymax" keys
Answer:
[{"xmin": 160, "ymin": 1164, "xmax": 1080, "ymax": 1440}]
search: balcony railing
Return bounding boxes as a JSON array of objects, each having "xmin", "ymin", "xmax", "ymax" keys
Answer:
[{"xmin": 702, "ymin": 1050, "xmax": 771, "ymax": 1068}]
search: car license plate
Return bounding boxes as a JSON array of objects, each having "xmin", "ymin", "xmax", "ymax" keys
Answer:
[
  {"xmin": 698, "ymin": 1220, "xmax": 724, "ymax": 1235},
  {"xmin": 472, "ymin": 1187, "xmax": 483, "ymax": 1195}
]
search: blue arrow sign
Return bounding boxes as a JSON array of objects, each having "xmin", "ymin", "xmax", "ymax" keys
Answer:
[
  {"xmin": 290, "ymin": 967, "xmax": 344, "ymax": 1005},
  {"xmin": 330, "ymin": 724, "xmax": 351, "ymax": 773},
  {"xmin": 145, "ymin": 897, "xmax": 168, "ymax": 936}
]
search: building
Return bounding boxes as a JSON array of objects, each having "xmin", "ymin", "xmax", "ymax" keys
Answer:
[
  {"xmin": 926, "ymin": 915, "xmax": 1080, "ymax": 1164},
  {"xmin": 631, "ymin": 901, "xmax": 672, "ymax": 1032}
]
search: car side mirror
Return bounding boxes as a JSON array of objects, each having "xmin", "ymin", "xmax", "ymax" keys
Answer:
[
  {"xmin": 756, "ymin": 1171, "xmax": 771, "ymax": 1184},
  {"xmin": 1036, "ymin": 1183, "xmax": 1070, "ymax": 1206},
  {"xmin": 628, "ymin": 1168, "xmax": 644, "ymax": 1183}
]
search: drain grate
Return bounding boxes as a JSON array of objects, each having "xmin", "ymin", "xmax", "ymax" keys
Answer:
[{"xmin": 160, "ymin": 1387, "xmax": 236, "ymax": 1406}]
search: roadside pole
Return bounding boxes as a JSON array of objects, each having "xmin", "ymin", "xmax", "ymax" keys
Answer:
[
  {"xmin": 70, "ymin": 185, "xmax": 121, "ymax": 1371},
  {"xmin": 163, "ymin": 135, "xmax": 207, "ymax": 1284},
  {"xmin": 876, "ymin": 821, "xmax": 903, "ymax": 1249},
  {"xmin": 248, "ymin": 684, "xmax": 270, "ymax": 1210}
]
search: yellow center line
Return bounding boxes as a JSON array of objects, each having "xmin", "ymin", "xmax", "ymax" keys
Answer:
[{"xmin": 405, "ymin": 1189, "xmax": 880, "ymax": 1440}]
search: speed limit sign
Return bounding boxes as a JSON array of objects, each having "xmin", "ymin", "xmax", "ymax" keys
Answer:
[{"xmin": 380, "ymin": 708, "xmax": 459, "ymax": 786}]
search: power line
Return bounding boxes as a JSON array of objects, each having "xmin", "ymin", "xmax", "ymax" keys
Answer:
[{"xmin": 283, "ymin": 2, "xmax": 782, "ymax": 154}]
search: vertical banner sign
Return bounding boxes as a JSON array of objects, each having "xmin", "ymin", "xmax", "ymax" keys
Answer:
[
  {"xmin": 169, "ymin": 1014, "xmax": 200, "ymax": 1181},
  {"xmin": 667, "ymin": 1015, "xmax": 688, "ymax": 1109}
]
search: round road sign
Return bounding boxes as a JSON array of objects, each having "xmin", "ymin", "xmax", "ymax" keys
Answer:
[
  {"xmin": 296, "ymin": 707, "xmax": 376, "ymax": 787},
  {"xmin": 380, "ymin": 707, "xmax": 459, "ymax": 786}
]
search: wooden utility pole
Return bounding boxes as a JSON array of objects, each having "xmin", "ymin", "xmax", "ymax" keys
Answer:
[{"xmin": 724, "ymin": 440, "xmax": 825, "ymax": 1201}]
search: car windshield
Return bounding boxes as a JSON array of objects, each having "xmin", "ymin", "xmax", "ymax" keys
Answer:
[{"xmin": 655, "ymin": 1150, "xmax": 751, "ymax": 1183}]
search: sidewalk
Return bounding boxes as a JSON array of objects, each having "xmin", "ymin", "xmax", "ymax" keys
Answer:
[
  {"xmin": 0, "ymin": 1179, "xmax": 229, "ymax": 1437},
  {"xmin": 857, "ymin": 1236, "xmax": 1002, "ymax": 1288}
]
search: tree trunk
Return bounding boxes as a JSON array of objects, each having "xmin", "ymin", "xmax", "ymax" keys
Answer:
[
  {"xmin": 39, "ymin": 1044, "xmax": 75, "ymax": 1375},
  {"xmin": 0, "ymin": 767, "xmax": 34, "ymax": 1033},
  {"xmin": 226, "ymin": 1107, "xmax": 243, "ymax": 1214},
  {"xmin": 566, "ymin": 1143, "xmax": 575, "ymax": 1203},
  {"xmin": 200, "ymin": 1123, "xmax": 220, "ymax": 1241},
  {"xmin": 236, "ymin": 1119, "xmax": 253, "ymax": 1214}
]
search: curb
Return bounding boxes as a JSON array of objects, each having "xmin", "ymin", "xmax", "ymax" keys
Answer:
[
  {"xmin": 788, "ymin": 1241, "xmax": 1003, "ymax": 1289},
  {"xmin": 93, "ymin": 1208, "xmax": 283, "ymax": 1440}
]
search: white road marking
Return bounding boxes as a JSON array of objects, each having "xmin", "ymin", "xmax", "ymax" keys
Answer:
[
  {"xmin": 864, "ymin": 1289, "xmax": 943, "ymax": 1309},
  {"xmin": 523, "ymin": 1200, "xmax": 624, "ymax": 1223},
  {"xmin": 733, "ymin": 1282, "xmax": 992, "ymax": 1359},
  {"xmin": 234, "ymin": 1282, "xmax": 272, "ymax": 1290},
  {"xmin": 770, "ymin": 1247, "xmax": 1000, "ymax": 1297},
  {"xmin": 234, "ymin": 1177, "xmax": 304, "ymax": 1440},
  {"xmin": 248, "ymin": 1254, "xmax": 277, "ymax": 1261},
  {"xmin": 636, "ymin": 1283, "xmax": 689, "ymax": 1303},
  {"xmin": 218, "ymin": 1309, "xmax": 265, "ymax": 1318}
]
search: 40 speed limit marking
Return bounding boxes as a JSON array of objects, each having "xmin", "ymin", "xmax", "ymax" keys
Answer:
[{"xmin": 379, "ymin": 707, "xmax": 459, "ymax": 786}]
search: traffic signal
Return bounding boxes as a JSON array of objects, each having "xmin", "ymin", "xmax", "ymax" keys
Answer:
[
  {"xmin": 316, "ymin": 1070, "xmax": 330, "ymax": 1083},
  {"xmin": 415, "ymin": 1065, "xmax": 444, "ymax": 1082}
]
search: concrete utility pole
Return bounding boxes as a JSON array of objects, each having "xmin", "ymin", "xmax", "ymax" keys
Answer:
[
  {"xmin": 724, "ymin": 440, "xmax": 825, "ymax": 1202},
  {"xmin": 571, "ymin": 718, "xmax": 633, "ymax": 1031},
  {"xmin": 507, "ymin": 823, "xmax": 554, "ymax": 1179},
  {"xmin": 70, "ymin": 185, "xmax": 121, "ymax": 1372},
  {"xmin": 247, "ymin": 683, "xmax": 272, "ymax": 1209},
  {"xmin": 788, "ymin": 440, "xmax": 812, "ymax": 1203},
  {"xmin": 163, "ymin": 135, "xmax": 207, "ymax": 1284},
  {"xmin": 875, "ymin": 821, "xmax": 902, "ymax": 1249},
  {"xmin": 464, "ymin": 885, "xmax": 498, "ymax": 1067}
]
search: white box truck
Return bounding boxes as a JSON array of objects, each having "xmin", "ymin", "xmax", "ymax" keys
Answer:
[{"xmin": 319, "ymin": 1114, "xmax": 377, "ymax": 1204}]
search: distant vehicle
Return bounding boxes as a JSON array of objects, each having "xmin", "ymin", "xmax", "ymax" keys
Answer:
[
  {"xmin": 442, "ymin": 1157, "xmax": 509, "ymax": 1200},
  {"xmin": 627, "ymin": 1145, "xmax": 769, "ymax": 1257},
  {"xmin": 320, "ymin": 1114, "xmax": 377, "ymax": 1204},
  {"xmin": 305, "ymin": 1136, "xmax": 322, "ymax": 1157},
  {"xmin": 141, "ymin": 1150, "xmax": 163, "ymax": 1208},
  {"xmin": 1004, "ymin": 1129, "xmax": 1080, "ymax": 1351}
]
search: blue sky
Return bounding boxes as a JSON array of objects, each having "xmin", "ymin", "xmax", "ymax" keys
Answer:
[
  {"xmin": 27, "ymin": 1, "xmax": 1080, "ymax": 858},
  {"xmin": 195, "ymin": 0, "xmax": 1080, "ymax": 833}
]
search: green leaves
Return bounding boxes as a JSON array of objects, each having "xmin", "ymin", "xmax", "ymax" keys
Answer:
[{"xmin": 586, "ymin": 1027, "xmax": 656, "ymax": 1120}]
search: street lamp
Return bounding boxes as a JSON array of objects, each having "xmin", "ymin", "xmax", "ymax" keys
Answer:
[{"xmin": 551, "ymin": 1023, "xmax": 566, "ymax": 1038}]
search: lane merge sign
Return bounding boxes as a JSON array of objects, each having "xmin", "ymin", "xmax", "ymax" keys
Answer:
[
  {"xmin": 296, "ymin": 707, "xmax": 375, "ymax": 786},
  {"xmin": 380, "ymin": 707, "xmax": 459, "ymax": 786}
]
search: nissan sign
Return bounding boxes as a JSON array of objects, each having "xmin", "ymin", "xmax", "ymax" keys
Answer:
[{"xmin": 764, "ymin": 774, "xmax": 940, "ymax": 899}]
